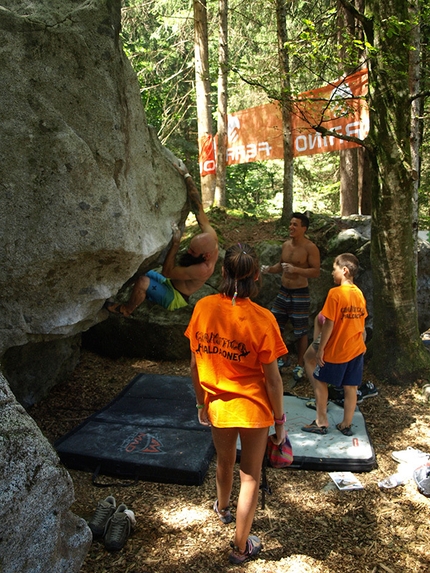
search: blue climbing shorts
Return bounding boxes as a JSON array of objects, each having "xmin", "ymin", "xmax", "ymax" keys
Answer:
[
  {"xmin": 313, "ymin": 353, "xmax": 364, "ymax": 388},
  {"xmin": 145, "ymin": 270, "xmax": 188, "ymax": 310}
]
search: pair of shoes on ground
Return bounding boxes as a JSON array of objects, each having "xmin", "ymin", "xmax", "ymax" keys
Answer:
[
  {"xmin": 336, "ymin": 380, "xmax": 378, "ymax": 406},
  {"xmin": 213, "ymin": 499, "xmax": 234, "ymax": 524},
  {"xmin": 301, "ymin": 420, "xmax": 353, "ymax": 436},
  {"xmin": 229, "ymin": 535, "xmax": 262, "ymax": 564},
  {"xmin": 88, "ymin": 496, "xmax": 136, "ymax": 551}
]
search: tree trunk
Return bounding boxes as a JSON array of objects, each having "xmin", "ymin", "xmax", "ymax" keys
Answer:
[
  {"xmin": 409, "ymin": 0, "xmax": 422, "ymax": 275},
  {"xmin": 340, "ymin": 149, "xmax": 359, "ymax": 215},
  {"xmin": 366, "ymin": 0, "xmax": 430, "ymax": 382},
  {"xmin": 337, "ymin": 0, "xmax": 367, "ymax": 216},
  {"xmin": 194, "ymin": 0, "xmax": 215, "ymax": 207},
  {"xmin": 214, "ymin": 0, "xmax": 228, "ymax": 207},
  {"xmin": 276, "ymin": 0, "xmax": 293, "ymax": 225},
  {"xmin": 358, "ymin": 147, "xmax": 372, "ymax": 215}
]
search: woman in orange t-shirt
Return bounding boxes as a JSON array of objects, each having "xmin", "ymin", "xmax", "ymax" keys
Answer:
[{"xmin": 185, "ymin": 243, "xmax": 287, "ymax": 565}]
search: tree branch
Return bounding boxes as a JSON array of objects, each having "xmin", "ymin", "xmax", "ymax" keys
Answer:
[
  {"xmin": 338, "ymin": 0, "xmax": 373, "ymax": 44},
  {"xmin": 410, "ymin": 89, "xmax": 430, "ymax": 103},
  {"xmin": 313, "ymin": 124, "xmax": 373, "ymax": 153},
  {"xmin": 231, "ymin": 67, "xmax": 280, "ymax": 101}
]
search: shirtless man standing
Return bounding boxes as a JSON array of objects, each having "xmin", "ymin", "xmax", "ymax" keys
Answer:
[
  {"xmin": 261, "ymin": 213, "xmax": 320, "ymax": 381},
  {"xmin": 106, "ymin": 165, "xmax": 219, "ymax": 317}
]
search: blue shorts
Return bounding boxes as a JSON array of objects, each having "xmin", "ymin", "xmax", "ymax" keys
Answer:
[
  {"xmin": 313, "ymin": 353, "xmax": 364, "ymax": 388},
  {"xmin": 270, "ymin": 286, "xmax": 310, "ymax": 337},
  {"xmin": 145, "ymin": 270, "xmax": 188, "ymax": 310}
]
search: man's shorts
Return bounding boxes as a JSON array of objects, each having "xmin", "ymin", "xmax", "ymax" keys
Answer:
[
  {"xmin": 145, "ymin": 270, "xmax": 188, "ymax": 311},
  {"xmin": 270, "ymin": 286, "xmax": 310, "ymax": 337},
  {"xmin": 313, "ymin": 353, "xmax": 364, "ymax": 388}
]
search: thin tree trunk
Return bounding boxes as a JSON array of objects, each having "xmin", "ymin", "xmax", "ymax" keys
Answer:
[
  {"xmin": 276, "ymin": 0, "xmax": 293, "ymax": 225},
  {"xmin": 194, "ymin": 0, "xmax": 215, "ymax": 207},
  {"xmin": 358, "ymin": 147, "xmax": 372, "ymax": 214},
  {"xmin": 214, "ymin": 0, "xmax": 228, "ymax": 207},
  {"xmin": 337, "ymin": 0, "xmax": 366, "ymax": 216},
  {"xmin": 340, "ymin": 149, "xmax": 359, "ymax": 215}
]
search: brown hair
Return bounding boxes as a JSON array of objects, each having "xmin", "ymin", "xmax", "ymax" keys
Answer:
[
  {"xmin": 334, "ymin": 253, "xmax": 359, "ymax": 278},
  {"xmin": 220, "ymin": 243, "xmax": 260, "ymax": 300}
]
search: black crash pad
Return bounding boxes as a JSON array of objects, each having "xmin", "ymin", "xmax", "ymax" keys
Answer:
[{"xmin": 54, "ymin": 374, "xmax": 215, "ymax": 486}]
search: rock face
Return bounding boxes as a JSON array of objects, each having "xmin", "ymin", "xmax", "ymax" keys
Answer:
[
  {"xmin": 0, "ymin": 0, "xmax": 188, "ymax": 357},
  {"xmin": 0, "ymin": 1, "xmax": 189, "ymax": 571},
  {"xmin": 0, "ymin": 373, "xmax": 92, "ymax": 572}
]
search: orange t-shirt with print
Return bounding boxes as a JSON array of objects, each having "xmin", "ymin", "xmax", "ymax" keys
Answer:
[
  {"xmin": 321, "ymin": 283, "xmax": 367, "ymax": 363},
  {"xmin": 184, "ymin": 294, "xmax": 287, "ymax": 428}
]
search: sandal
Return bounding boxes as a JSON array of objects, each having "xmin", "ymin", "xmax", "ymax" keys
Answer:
[
  {"xmin": 301, "ymin": 420, "xmax": 328, "ymax": 435},
  {"xmin": 336, "ymin": 423, "xmax": 353, "ymax": 436},
  {"xmin": 213, "ymin": 500, "xmax": 234, "ymax": 524}
]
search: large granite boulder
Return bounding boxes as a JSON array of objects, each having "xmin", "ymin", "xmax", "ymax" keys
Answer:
[
  {"xmin": 0, "ymin": 0, "xmax": 188, "ymax": 357},
  {"xmin": 0, "ymin": 1, "xmax": 189, "ymax": 571}
]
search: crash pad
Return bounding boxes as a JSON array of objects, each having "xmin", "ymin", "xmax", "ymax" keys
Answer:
[{"xmin": 54, "ymin": 374, "xmax": 215, "ymax": 486}]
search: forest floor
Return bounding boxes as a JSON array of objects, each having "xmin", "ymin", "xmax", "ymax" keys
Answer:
[{"xmin": 29, "ymin": 215, "xmax": 430, "ymax": 573}]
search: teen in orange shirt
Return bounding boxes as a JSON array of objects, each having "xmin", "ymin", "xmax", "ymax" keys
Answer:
[
  {"xmin": 302, "ymin": 253, "xmax": 367, "ymax": 437},
  {"xmin": 185, "ymin": 243, "xmax": 287, "ymax": 565}
]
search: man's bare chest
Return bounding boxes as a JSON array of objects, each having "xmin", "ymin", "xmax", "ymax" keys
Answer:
[{"xmin": 282, "ymin": 244, "xmax": 309, "ymax": 266}]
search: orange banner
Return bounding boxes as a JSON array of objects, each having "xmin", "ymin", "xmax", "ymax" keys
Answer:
[
  {"xmin": 199, "ymin": 69, "xmax": 369, "ymax": 176},
  {"xmin": 292, "ymin": 68, "xmax": 369, "ymax": 156}
]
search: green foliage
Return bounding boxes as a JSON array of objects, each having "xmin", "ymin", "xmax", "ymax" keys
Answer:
[
  {"xmin": 224, "ymin": 153, "xmax": 341, "ymax": 217},
  {"xmin": 121, "ymin": 0, "xmax": 197, "ymax": 161},
  {"xmin": 225, "ymin": 161, "xmax": 284, "ymax": 216},
  {"xmin": 120, "ymin": 0, "xmax": 428, "ymax": 225},
  {"xmin": 293, "ymin": 153, "xmax": 340, "ymax": 214}
]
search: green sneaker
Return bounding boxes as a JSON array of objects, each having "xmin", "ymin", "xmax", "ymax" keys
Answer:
[
  {"xmin": 88, "ymin": 496, "xmax": 116, "ymax": 538},
  {"xmin": 104, "ymin": 503, "xmax": 136, "ymax": 551}
]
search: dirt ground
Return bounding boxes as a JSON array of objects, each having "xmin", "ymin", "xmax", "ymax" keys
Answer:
[
  {"xmin": 28, "ymin": 215, "xmax": 430, "ymax": 572},
  {"xmin": 29, "ymin": 349, "xmax": 430, "ymax": 573}
]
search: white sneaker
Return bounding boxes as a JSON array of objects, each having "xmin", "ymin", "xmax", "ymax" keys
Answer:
[{"xmin": 391, "ymin": 446, "xmax": 430, "ymax": 465}]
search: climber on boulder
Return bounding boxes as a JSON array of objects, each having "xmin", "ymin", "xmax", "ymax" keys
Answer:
[{"xmin": 105, "ymin": 164, "xmax": 218, "ymax": 317}]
